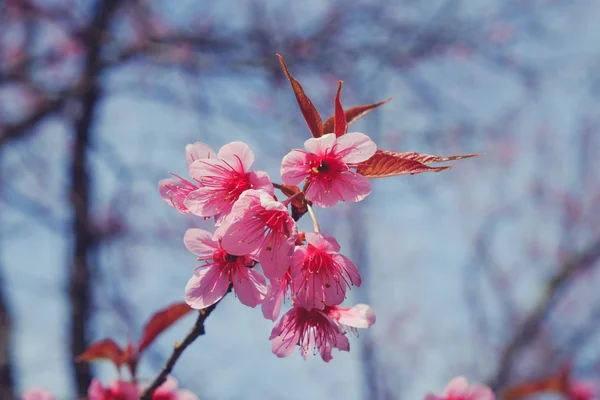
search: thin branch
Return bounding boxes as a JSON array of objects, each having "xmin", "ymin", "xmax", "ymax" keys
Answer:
[
  {"xmin": 488, "ymin": 238, "xmax": 600, "ymax": 392},
  {"xmin": 139, "ymin": 298, "xmax": 224, "ymax": 400}
]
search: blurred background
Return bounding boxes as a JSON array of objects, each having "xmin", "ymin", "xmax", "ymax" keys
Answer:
[{"xmin": 1, "ymin": 0, "xmax": 600, "ymax": 399}]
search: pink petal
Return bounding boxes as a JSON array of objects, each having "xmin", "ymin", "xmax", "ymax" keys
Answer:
[
  {"xmin": 329, "ymin": 170, "xmax": 372, "ymax": 203},
  {"xmin": 261, "ymin": 282, "xmax": 285, "ymax": 321},
  {"xmin": 184, "ymin": 186, "xmax": 224, "ymax": 217},
  {"xmin": 158, "ymin": 177, "xmax": 196, "ymax": 214},
  {"xmin": 305, "ymin": 232, "xmax": 341, "ymax": 253},
  {"xmin": 304, "ymin": 133, "xmax": 336, "ymax": 155},
  {"xmin": 305, "ymin": 178, "xmax": 340, "ymax": 208},
  {"xmin": 258, "ymin": 234, "xmax": 295, "ymax": 279},
  {"xmin": 444, "ymin": 377, "xmax": 469, "ymax": 394},
  {"xmin": 270, "ymin": 313, "xmax": 300, "ymax": 358},
  {"xmin": 176, "ymin": 390, "xmax": 201, "ymax": 400},
  {"xmin": 221, "ymin": 217, "xmax": 263, "ymax": 256},
  {"xmin": 185, "ymin": 142, "xmax": 216, "ymax": 169},
  {"xmin": 183, "ymin": 228, "xmax": 218, "ymax": 259},
  {"xmin": 335, "ymin": 132, "xmax": 377, "ymax": 164},
  {"xmin": 224, "ymin": 189, "xmax": 262, "ymax": 222},
  {"xmin": 217, "ymin": 141, "xmax": 254, "ymax": 172},
  {"xmin": 185, "ymin": 267, "xmax": 230, "ymax": 309},
  {"xmin": 188, "ymin": 158, "xmax": 233, "ymax": 186},
  {"xmin": 423, "ymin": 395, "xmax": 444, "ymax": 400},
  {"xmin": 109, "ymin": 381, "xmax": 138, "ymax": 400},
  {"xmin": 337, "ymin": 304, "xmax": 376, "ymax": 328},
  {"xmin": 281, "ymin": 149, "xmax": 310, "ymax": 185},
  {"xmin": 155, "ymin": 376, "xmax": 179, "ymax": 393},
  {"xmin": 233, "ymin": 267, "xmax": 267, "ymax": 308},
  {"xmin": 248, "ymin": 170, "xmax": 274, "ymax": 195},
  {"xmin": 334, "ymin": 254, "xmax": 362, "ymax": 286},
  {"xmin": 22, "ymin": 389, "xmax": 55, "ymax": 400}
]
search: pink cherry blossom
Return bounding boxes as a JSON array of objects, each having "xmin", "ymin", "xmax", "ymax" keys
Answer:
[
  {"xmin": 185, "ymin": 141, "xmax": 273, "ymax": 220},
  {"xmin": 424, "ymin": 377, "xmax": 495, "ymax": 400},
  {"xmin": 184, "ymin": 228, "xmax": 267, "ymax": 309},
  {"xmin": 158, "ymin": 142, "xmax": 216, "ymax": 214},
  {"xmin": 280, "ymin": 132, "xmax": 376, "ymax": 207},
  {"xmin": 262, "ymin": 270, "xmax": 292, "ymax": 321},
  {"xmin": 221, "ymin": 189, "xmax": 298, "ymax": 279},
  {"xmin": 151, "ymin": 377, "xmax": 200, "ymax": 400},
  {"xmin": 270, "ymin": 305, "xmax": 349, "ymax": 362},
  {"xmin": 569, "ymin": 381, "xmax": 598, "ymax": 400},
  {"xmin": 22, "ymin": 389, "xmax": 55, "ymax": 400},
  {"xmin": 291, "ymin": 232, "xmax": 361, "ymax": 310},
  {"xmin": 325, "ymin": 303, "xmax": 376, "ymax": 333},
  {"xmin": 88, "ymin": 378, "xmax": 138, "ymax": 400}
]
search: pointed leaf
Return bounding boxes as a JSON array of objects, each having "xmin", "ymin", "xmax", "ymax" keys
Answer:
[
  {"xmin": 503, "ymin": 367, "xmax": 571, "ymax": 399},
  {"xmin": 77, "ymin": 338, "xmax": 124, "ymax": 369},
  {"xmin": 333, "ymin": 81, "xmax": 347, "ymax": 137},
  {"xmin": 137, "ymin": 302, "xmax": 193, "ymax": 353},
  {"xmin": 322, "ymin": 98, "xmax": 392, "ymax": 135},
  {"xmin": 277, "ymin": 54, "xmax": 323, "ymax": 138},
  {"xmin": 356, "ymin": 150, "xmax": 480, "ymax": 178}
]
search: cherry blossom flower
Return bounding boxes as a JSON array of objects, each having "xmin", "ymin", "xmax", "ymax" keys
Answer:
[
  {"xmin": 569, "ymin": 381, "xmax": 598, "ymax": 400},
  {"xmin": 185, "ymin": 141, "xmax": 272, "ymax": 220},
  {"xmin": 270, "ymin": 305, "xmax": 348, "ymax": 362},
  {"xmin": 424, "ymin": 377, "xmax": 495, "ymax": 400},
  {"xmin": 22, "ymin": 389, "xmax": 55, "ymax": 400},
  {"xmin": 324, "ymin": 303, "xmax": 376, "ymax": 333},
  {"xmin": 221, "ymin": 189, "xmax": 298, "ymax": 279},
  {"xmin": 88, "ymin": 378, "xmax": 138, "ymax": 400},
  {"xmin": 291, "ymin": 232, "xmax": 361, "ymax": 310},
  {"xmin": 150, "ymin": 377, "xmax": 200, "ymax": 400},
  {"xmin": 158, "ymin": 142, "xmax": 215, "ymax": 214},
  {"xmin": 184, "ymin": 228, "xmax": 267, "ymax": 309},
  {"xmin": 261, "ymin": 270, "xmax": 292, "ymax": 321},
  {"xmin": 280, "ymin": 132, "xmax": 376, "ymax": 207}
]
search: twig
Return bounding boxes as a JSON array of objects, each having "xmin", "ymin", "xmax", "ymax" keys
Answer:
[
  {"xmin": 139, "ymin": 299, "xmax": 224, "ymax": 400},
  {"xmin": 488, "ymin": 238, "xmax": 600, "ymax": 392}
]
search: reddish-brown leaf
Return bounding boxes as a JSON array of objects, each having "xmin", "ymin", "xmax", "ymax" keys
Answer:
[
  {"xmin": 277, "ymin": 54, "xmax": 323, "ymax": 138},
  {"xmin": 356, "ymin": 150, "xmax": 480, "ymax": 178},
  {"xmin": 503, "ymin": 366, "xmax": 571, "ymax": 399},
  {"xmin": 138, "ymin": 302, "xmax": 193, "ymax": 353},
  {"xmin": 333, "ymin": 81, "xmax": 347, "ymax": 137},
  {"xmin": 77, "ymin": 338, "xmax": 124, "ymax": 369},
  {"xmin": 322, "ymin": 98, "xmax": 392, "ymax": 135}
]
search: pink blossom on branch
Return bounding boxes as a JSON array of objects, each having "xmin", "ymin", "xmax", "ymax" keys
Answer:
[
  {"xmin": 22, "ymin": 389, "xmax": 55, "ymax": 400},
  {"xmin": 291, "ymin": 232, "xmax": 361, "ymax": 310},
  {"xmin": 325, "ymin": 303, "xmax": 376, "ymax": 332},
  {"xmin": 424, "ymin": 377, "xmax": 495, "ymax": 400},
  {"xmin": 270, "ymin": 305, "xmax": 349, "ymax": 362},
  {"xmin": 262, "ymin": 270, "xmax": 292, "ymax": 321},
  {"xmin": 158, "ymin": 142, "xmax": 215, "ymax": 214},
  {"xmin": 185, "ymin": 141, "xmax": 273, "ymax": 220},
  {"xmin": 221, "ymin": 189, "xmax": 298, "ymax": 279},
  {"xmin": 184, "ymin": 228, "xmax": 267, "ymax": 309},
  {"xmin": 281, "ymin": 132, "xmax": 377, "ymax": 207},
  {"xmin": 88, "ymin": 378, "xmax": 139, "ymax": 400}
]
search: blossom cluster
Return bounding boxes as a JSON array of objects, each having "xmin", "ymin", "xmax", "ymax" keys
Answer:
[
  {"xmin": 159, "ymin": 133, "xmax": 377, "ymax": 361},
  {"xmin": 158, "ymin": 55, "xmax": 477, "ymax": 362}
]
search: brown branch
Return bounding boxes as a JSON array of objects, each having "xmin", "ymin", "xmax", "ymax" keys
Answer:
[
  {"xmin": 68, "ymin": 0, "xmax": 121, "ymax": 396},
  {"xmin": 488, "ymin": 238, "xmax": 600, "ymax": 392},
  {"xmin": 139, "ymin": 299, "xmax": 224, "ymax": 400},
  {"xmin": 0, "ymin": 270, "xmax": 15, "ymax": 400}
]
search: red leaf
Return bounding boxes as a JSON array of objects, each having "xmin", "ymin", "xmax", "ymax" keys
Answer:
[
  {"xmin": 322, "ymin": 98, "xmax": 392, "ymax": 135},
  {"xmin": 356, "ymin": 150, "xmax": 480, "ymax": 178},
  {"xmin": 333, "ymin": 81, "xmax": 347, "ymax": 137},
  {"xmin": 77, "ymin": 338, "xmax": 124, "ymax": 369},
  {"xmin": 503, "ymin": 366, "xmax": 571, "ymax": 399},
  {"xmin": 137, "ymin": 302, "xmax": 193, "ymax": 353},
  {"xmin": 277, "ymin": 54, "xmax": 323, "ymax": 138}
]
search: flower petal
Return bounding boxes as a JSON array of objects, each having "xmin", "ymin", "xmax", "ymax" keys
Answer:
[
  {"xmin": 183, "ymin": 228, "xmax": 218, "ymax": 259},
  {"xmin": 248, "ymin": 170, "xmax": 274, "ymax": 195},
  {"xmin": 337, "ymin": 304, "xmax": 376, "ymax": 328},
  {"xmin": 334, "ymin": 254, "xmax": 361, "ymax": 286},
  {"xmin": 217, "ymin": 141, "xmax": 254, "ymax": 172},
  {"xmin": 329, "ymin": 170, "xmax": 372, "ymax": 203},
  {"xmin": 261, "ymin": 282, "xmax": 285, "ymax": 321},
  {"xmin": 185, "ymin": 267, "xmax": 230, "ymax": 309},
  {"xmin": 304, "ymin": 133, "xmax": 336, "ymax": 156},
  {"xmin": 233, "ymin": 267, "xmax": 267, "ymax": 308},
  {"xmin": 281, "ymin": 149, "xmax": 310, "ymax": 185},
  {"xmin": 335, "ymin": 132, "xmax": 377, "ymax": 164},
  {"xmin": 185, "ymin": 142, "xmax": 216, "ymax": 170},
  {"xmin": 305, "ymin": 232, "xmax": 341, "ymax": 253}
]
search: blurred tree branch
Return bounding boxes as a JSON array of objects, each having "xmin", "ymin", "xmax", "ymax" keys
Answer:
[
  {"xmin": 489, "ymin": 238, "xmax": 600, "ymax": 392},
  {"xmin": 68, "ymin": 0, "xmax": 122, "ymax": 396}
]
